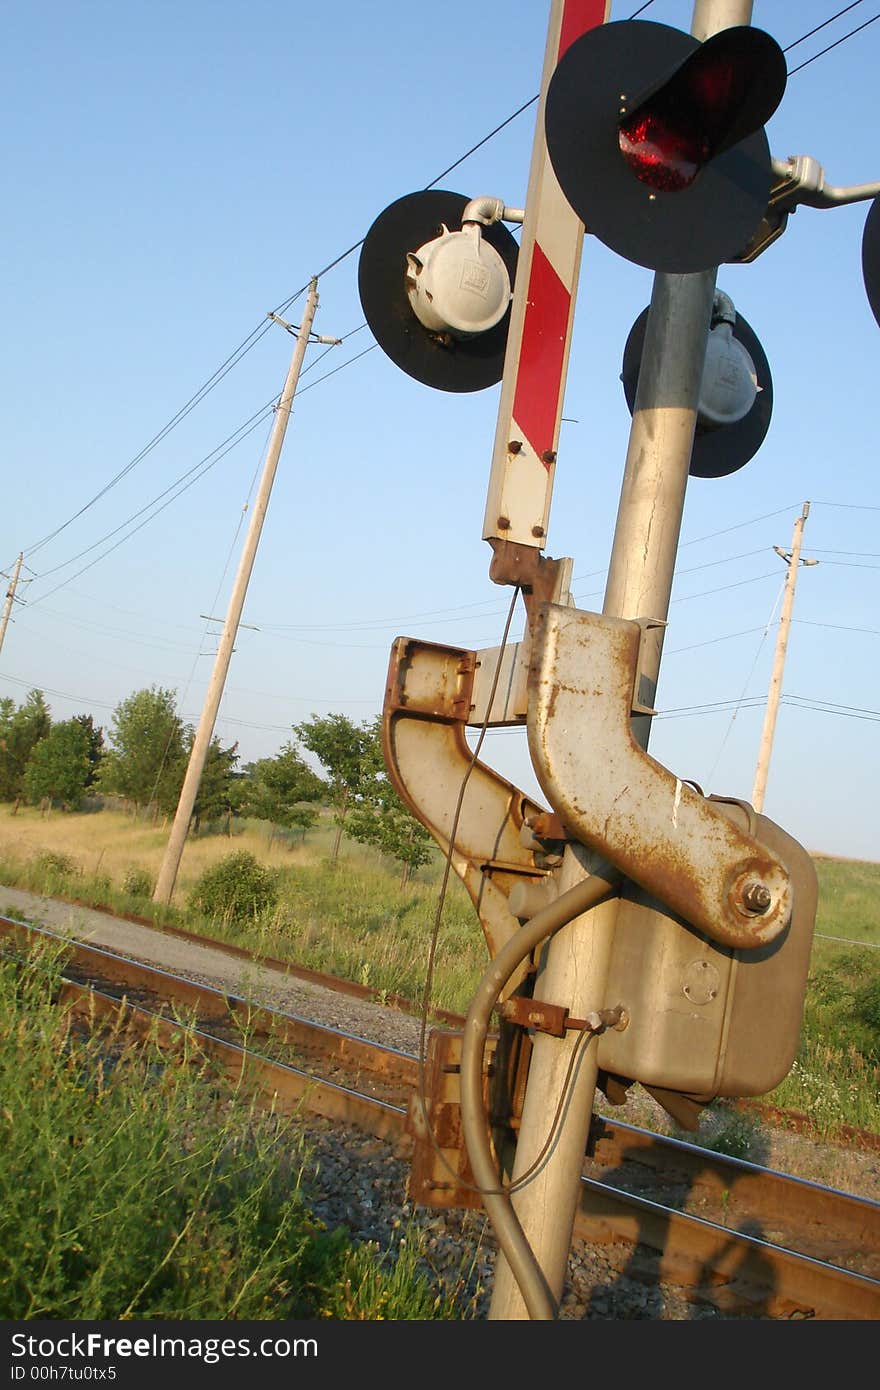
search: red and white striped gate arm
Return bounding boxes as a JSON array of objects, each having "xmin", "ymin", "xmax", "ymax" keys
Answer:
[{"xmin": 482, "ymin": 0, "xmax": 611, "ymax": 553}]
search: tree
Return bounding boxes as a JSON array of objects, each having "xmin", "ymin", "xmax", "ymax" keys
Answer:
[
  {"xmin": 240, "ymin": 741, "xmax": 325, "ymax": 842},
  {"xmin": 98, "ymin": 687, "xmax": 187, "ymax": 817},
  {"xmin": 23, "ymin": 718, "xmax": 92, "ymax": 811},
  {"xmin": 190, "ymin": 735, "xmax": 239, "ymax": 832},
  {"xmin": 293, "ymin": 714, "xmax": 373, "ymax": 864},
  {"xmin": 0, "ymin": 690, "xmax": 51, "ymax": 803},
  {"xmin": 343, "ymin": 718, "xmax": 432, "ymax": 886},
  {"xmin": 72, "ymin": 714, "xmax": 104, "ymax": 787}
]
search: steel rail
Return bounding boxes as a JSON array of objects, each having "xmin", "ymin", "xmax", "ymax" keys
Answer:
[
  {"xmin": 5, "ymin": 898, "xmax": 876, "ymax": 1152},
  {"xmin": 5, "ymin": 912, "xmax": 879, "ymax": 1319}
]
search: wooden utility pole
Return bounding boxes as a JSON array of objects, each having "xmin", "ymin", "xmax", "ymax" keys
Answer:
[
  {"xmin": 0, "ymin": 553, "xmax": 24, "ymax": 656},
  {"xmin": 752, "ymin": 502, "xmax": 816, "ymax": 812},
  {"xmin": 153, "ymin": 279, "xmax": 328, "ymax": 906}
]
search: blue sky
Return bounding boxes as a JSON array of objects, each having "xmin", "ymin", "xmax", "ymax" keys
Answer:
[{"xmin": 1, "ymin": 0, "xmax": 878, "ymax": 863}]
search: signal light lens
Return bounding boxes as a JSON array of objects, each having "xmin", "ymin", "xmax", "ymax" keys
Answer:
[
  {"xmin": 618, "ymin": 27, "xmax": 786, "ymax": 195},
  {"xmin": 619, "ymin": 113, "xmax": 708, "ymax": 192}
]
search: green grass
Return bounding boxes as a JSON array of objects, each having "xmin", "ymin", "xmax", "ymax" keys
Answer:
[
  {"xmin": 0, "ymin": 940, "xmax": 470, "ymax": 1320},
  {"xmin": 814, "ymin": 856, "xmax": 880, "ymax": 943},
  {"xmin": 0, "ymin": 808, "xmax": 877, "ymax": 1136},
  {"xmin": 192, "ymin": 857, "xmax": 483, "ymax": 1016},
  {"xmin": 758, "ymin": 856, "xmax": 880, "ymax": 1134}
]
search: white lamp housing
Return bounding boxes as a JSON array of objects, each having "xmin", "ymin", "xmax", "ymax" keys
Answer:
[
  {"xmin": 698, "ymin": 320, "xmax": 759, "ymax": 427},
  {"xmin": 405, "ymin": 220, "xmax": 512, "ymax": 339}
]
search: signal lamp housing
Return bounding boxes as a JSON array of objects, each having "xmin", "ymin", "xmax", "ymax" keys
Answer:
[
  {"xmin": 545, "ymin": 21, "xmax": 787, "ymax": 274},
  {"xmin": 358, "ymin": 190, "xmax": 519, "ymax": 393}
]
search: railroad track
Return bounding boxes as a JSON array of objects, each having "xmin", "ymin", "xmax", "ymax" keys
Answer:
[{"xmin": 3, "ymin": 911, "xmax": 879, "ymax": 1320}]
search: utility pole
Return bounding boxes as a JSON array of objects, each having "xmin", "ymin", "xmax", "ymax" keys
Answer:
[
  {"xmin": 153, "ymin": 279, "xmax": 329, "ymax": 906},
  {"xmin": 0, "ymin": 553, "xmax": 24, "ymax": 657},
  {"xmin": 488, "ymin": 0, "xmax": 755, "ymax": 1323},
  {"xmin": 752, "ymin": 501, "xmax": 816, "ymax": 813}
]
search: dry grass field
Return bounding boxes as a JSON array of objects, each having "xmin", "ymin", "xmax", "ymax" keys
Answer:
[{"xmin": 0, "ymin": 803, "xmax": 334, "ymax": 902}]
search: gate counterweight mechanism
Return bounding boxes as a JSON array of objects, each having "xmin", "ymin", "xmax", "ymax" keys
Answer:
[{"xmin": 359, "ymin": 0, "xmax": 879, "ymax": 1320}]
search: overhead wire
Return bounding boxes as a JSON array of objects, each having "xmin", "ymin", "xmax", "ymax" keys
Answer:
[
  {"xmin": 782, "ymin": 1, "xmax": 866, "ymax": 52},
  {"xmin": 3, "ymin": 0, "xmax": 664, "ymax": 581},
  {"xmin": 10, "ymin": 1, "xmax": 873, "ymax": 591},
  {"xmin": 27, "ymin": 405, "xmax": 278, "ymax": 606},
  {"xmin": 703, "ymin": 579, "xmax": 786, "ymax": 783},
  {"xmin": 8, "ymin": 314, "xmax": 282, "ymax": 571},
  {"xmin": 787, "ymin": 10, "xmax": 879, "ymax": 75}
]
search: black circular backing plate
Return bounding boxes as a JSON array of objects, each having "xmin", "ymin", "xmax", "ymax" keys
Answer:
[
  {"xmin": 862, "ymin": 196, "xmax": 880, "ymax": 328},
  {"xmin": 545, "ymin": 21, "xmax": 774, "ymax": 275},
  {"xmin": 357, "ymin": 189, "xmax": 519, "ymax": 393},
  {"xmin": 621, "ymin": 305, "xmax": 773, "ymax": 478}
]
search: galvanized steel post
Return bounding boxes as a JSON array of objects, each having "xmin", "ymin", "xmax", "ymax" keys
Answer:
[{"xmin": 488, "ymin": 0, "xmax": 757, "ymax": 1321}]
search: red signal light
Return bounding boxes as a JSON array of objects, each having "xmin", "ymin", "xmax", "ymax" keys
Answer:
[
  {"xmin": 619, "ymin": 113, "xmax": 708, "ymax": 192},
  {"xmin": 618, "ymin": 27, "xmax": 786, "ymax": 195},
  {"xmin": 545, "ymin": 20, "xmax": 787, "ymax": 273}
]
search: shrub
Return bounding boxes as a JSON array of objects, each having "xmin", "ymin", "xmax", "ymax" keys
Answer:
[
  {"xmin": 188, "ymin": 850, "xmax": 278, "ymax": 924},
  {"xmin": 31, "ymin": 851, "xmax": 80, "ymax": 890},
  {"xmin": 122, "ymin": 867, "xmax": 153, "ymax": 898}
]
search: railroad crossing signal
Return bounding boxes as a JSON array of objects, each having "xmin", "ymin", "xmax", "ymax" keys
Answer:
[
  {"xmin": 544, "ymin": 20, "xmax": 787, "ymax": 273},
  {"xmin": 364, "ymin": 0, "xmax": 880, "ymax": 1322},
  {"xmin": 621, "ymin": 294, "xmax": 773, "ymax": 478},
  {"xmin": 358, "ymin": 189, "xmax": 519, "ymax": 393}
]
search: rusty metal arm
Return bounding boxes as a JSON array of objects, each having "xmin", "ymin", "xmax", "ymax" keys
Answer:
[
  {"xmin": 383, "ymin": 635, "xmax": 564, "ymax": 969},
  {"xmin": 527, "ymin": 604, "xmax": 793, "ymax": 950}
]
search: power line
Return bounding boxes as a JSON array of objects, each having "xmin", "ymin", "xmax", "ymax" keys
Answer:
[
  {"xmin": 787, "ymin": 10, "xmax": 880, "ymax": 75},
  {"xmin": 7, "ymin": 317, "xmax": 279, "ymax": 571},
  {"xmin": 793, "ymin": 618, "xmax": 880, "ymax": 636},
  {"xmin": 10, "ymin": 3, "xmax": 872, "ymax": 585},
  {"xmin": 782, "ymin": 2, "xmax": 866, "ymax": 52},
  {"xmin": 23, "ymin": 415, "xmax": 278, "ymax": 612}
]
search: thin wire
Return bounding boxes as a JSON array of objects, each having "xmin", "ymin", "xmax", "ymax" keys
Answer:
[
  {"xmin": 812, "ymin": 500, "xmax": 880, "ymax": 510},
  {"xmin": 782, "ymin": 1, "xmax": 865, "ymax": 51},
  {"xmin": 788, "ymin": 11, "xmax": 880, "ymax": 74},
  {"xmin": 32, "ymin": 400, "xmax": 278, "ymax": 582},
  {"xmin": 418, "ymin": 586, "xmax": 522, "ymax": 1076},
  {"xmin": 815, "ymin": 931, "xmax": 880, "ymax": 949},
  {"xmin": 704, "ymin": 581, "xmax": 786, "ymax": 784},
  {"xmin": 29, "ymin": 410, "xmax": 276, "ymax": 606},
  {"xmin": 794, "ymin": 618, "xmax": 880, "ymax": 636},
  {"xmin": 678, "ymin": 505, "xmax": 801, "ymax": 551},
  {"xmin": 12, "ymin": 319, "xmax": 277, "ymax": 569}
]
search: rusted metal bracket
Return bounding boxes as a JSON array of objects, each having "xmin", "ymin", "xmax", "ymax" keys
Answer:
[
  {"xmin": 407, "ymin": 1027, "xmax": 530, "ymax": 1211},
  {"xmin": 499, "ymin": 997, "xmax": 627, "ymax": 1038},
  {"xmin": 527, "ymin": 604, "xmax": 793, "ymax": 950}
]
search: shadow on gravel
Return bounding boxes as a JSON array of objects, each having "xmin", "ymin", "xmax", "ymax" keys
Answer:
[{"xmin": 584, "ymin": 1128, "xmax": 778, "ymax": 1320}]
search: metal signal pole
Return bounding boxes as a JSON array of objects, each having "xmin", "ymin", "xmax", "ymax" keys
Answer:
[
  {"xmin": 488, "ymin": 0, "xmax": 756, "ymax": 1322},
  {"xmin": 752, "ymin": 502, "xmax": 815, "ymax": 812},
  {"xmin": 0, "ymin": 553, "xmax": 24, "ymax": 657},
  {"xmin": 153, "ymin": 279, "xmax": 327, "ymax": 907}
]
